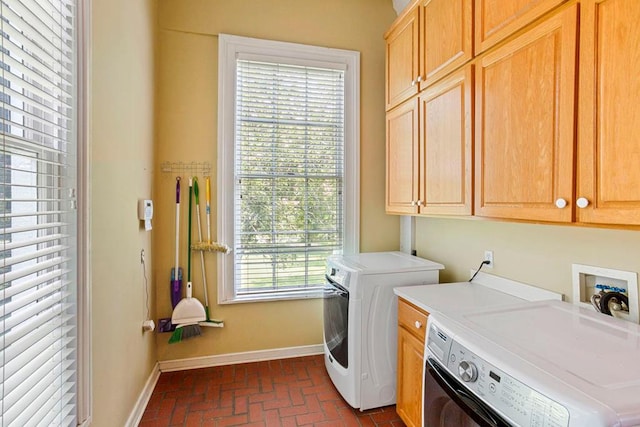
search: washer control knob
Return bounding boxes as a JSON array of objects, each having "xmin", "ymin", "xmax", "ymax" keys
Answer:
[
  {"xmin": 458, "ymin": 361, "xmax": 478, "ymax": 382},
  {"xmin": 555, "ymin": 198, "xmax": 567, "ymax": 209},
  {"xmin": 576, "ymin": 197, "xmax": 590, "ymax": 208},
  {"xmin": 414, "ymin": 320, "xmax": 422, "ymax": 329}
]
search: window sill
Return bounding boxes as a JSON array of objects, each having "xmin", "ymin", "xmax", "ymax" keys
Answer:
[{"xmin": 219, "ymin": 290, "xmax": 325, "ymax": 305}]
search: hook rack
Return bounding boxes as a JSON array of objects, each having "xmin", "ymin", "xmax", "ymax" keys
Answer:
[{"xmin": 161, "ymin": 161, "xmax": 211, "ymax": 176}]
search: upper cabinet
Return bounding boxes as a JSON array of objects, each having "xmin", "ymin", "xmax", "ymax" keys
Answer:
[
  {"xmin": 420, "ymin": 0, "xmax": 473, "ymax": 88},
  {"xmin": 385, "ymin": 0, "xmax": 473, "ymax": 111},
  {"xmin": 385, "ymin": 7, "xmax": 420, "ymax": 111},
  {"xmin": 475, "ymin": 4, "xmax": 578, "ymax": 222},
  {"xmin": 577, "ymin": 0, "xmax": 640, "ymax": 226},
  {"xmin": 386, "ymin": 97, "xmax": 420, "ymax": 215},
  {"xmin": 386, "ymin": 0, "xmax": 640, "ymax": 227},
  {"xmin": 420, "ymin": 65, "xmax": 473, "ymax": 215},
  {"xmin": 475, "ymin": 0, "xmax": 568, "ymax": 54}
]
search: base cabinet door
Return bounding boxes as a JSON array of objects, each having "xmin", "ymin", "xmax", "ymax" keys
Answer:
[
  {"xmin": 397, "ymin": 299, "xmax": 429, "ymax": 427},
  {"xmin": 396, "ymin": 326, "xmax": 424, "ymax": 427},
  {"xmin": 577, "ymin": 0, "xmax": 640, "ymax": 225},
  {"xmin": 475, "ymin": 4, "xmax": 578, "ymax": 222}
]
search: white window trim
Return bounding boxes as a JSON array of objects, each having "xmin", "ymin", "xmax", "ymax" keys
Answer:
[
  {"xmin": 77, "ymin": 0, "xmax": 92, "ymax": 425},
  {"xmin": 217, "ymin": 34, "xmax": 360, "ymax": 304}
]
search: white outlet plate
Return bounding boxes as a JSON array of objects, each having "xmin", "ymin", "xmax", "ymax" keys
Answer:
[{"xmin": 484, "ymin": 250, "xmax": 494, "ymax": 268}]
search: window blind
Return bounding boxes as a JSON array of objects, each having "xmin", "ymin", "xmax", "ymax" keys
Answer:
[
  {"xmin": 234, "ymin": 59, "xmax": 345, "ymax": 296},
  {"xmin": 0, "ymin": 0, "xmax": 78, "ymax": 426}
]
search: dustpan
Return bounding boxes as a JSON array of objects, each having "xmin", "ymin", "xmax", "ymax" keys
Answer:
[{"xmin": 171, "ymin": 282, "xmax": 206, "ymax": 325}]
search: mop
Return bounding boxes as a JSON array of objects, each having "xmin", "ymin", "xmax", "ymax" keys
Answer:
[
  {"xmin": 169, "ymin": 177, "xmax": 207, "ymax": 343},
  {"xmin": 192, "ymin": 177, "xmax": 224, "ymax": 327}
]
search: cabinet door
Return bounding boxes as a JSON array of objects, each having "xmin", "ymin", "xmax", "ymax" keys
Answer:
[
  {"xmin": 385, "ymin": 6, "xmax": 420, "ymax": 111},
  {"xmin": 419, "ymin": 65, "xmax": 473, "ymax": 215},
  {"xmin": 420, "ymin": 0, "xmax": 473, "ymax": 88},
  {"xmin": 577, "ymin": 0, "xmax": 640, "ymax": 225},
  {"xmin": 475, "ymin": 5, "xmax": 577, "ymax": 222},
  {"xmin": 396, "ymin": 326, "xmax": 425, "ymax": 427},
  {"xmin": 475, "ymin": 0, "xmax": 567, "ymax": 54},
  {"xmin": 387, "ymin": 97, "xmax": 420, "ymax": 214}
]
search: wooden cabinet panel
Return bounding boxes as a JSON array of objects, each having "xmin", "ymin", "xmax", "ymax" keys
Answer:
[
  {"xmin": 419, "ymin": 65, "xmax": 473, "ymax": 215},
  {"xmin": 420, "ymin": 0, "xmax": 473, "ymax": 88},
  {"xmin": 475, "ymin": 0, "xmax": 568, "ymax": 53},
  {"xmin": 475, "ymin": 5, "xmax": 577, "ymax": 222},
  {"xmin": 398, "ymin": 298, "xmax": 429, "ymax": 340},
  {"xmin": 577, "ymin": 0, "xmax": 640, "ymax": 225},
  {"xmin": 386, "ymin": 98, "xmax": 419, "ymax": 214},
  {"xmin": 396, "ymin": 298, "xmax": 428, "ymax": 427},
  {"xmin": 396, "ymin": 327, "xmax": 425, "ymax": 427},
  {"xmin": 386, "ymin": 6, "xmax": 420, "ymax": 111}
]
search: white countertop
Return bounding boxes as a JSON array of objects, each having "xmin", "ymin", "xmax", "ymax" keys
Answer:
[
  {"xmin": 394, "ymin": 271, "xmax": 563, "ymax": 315},
  {"xmin": 394, "ymin": 282, "xmax": 524, "ymax": 314}
]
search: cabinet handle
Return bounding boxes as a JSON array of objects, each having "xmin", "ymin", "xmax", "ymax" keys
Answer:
[
  {"xmin": 416, "ymin": 200, "xmax": 424, "ymax": 206},
  {"xmin": 576, "ymin": 197, "xmax": 590, "ymax": 208},
  {"xmin": 555, "ymin": 198, "xmax": 567, "ymax": 209},
  {"xmin": 414, "ymin": 320, "xmax": 422, "ymax": 329},
  {"xmin": 416, "ymin": 75, "xmax": 423, "ymax": 83},
  {"xmin": 411, "ymin": 78, "xmax": 417, "ymax": 86},
  {"xmin": 410, "ymin": 200, "xmax": 416, "ymax": 206}
]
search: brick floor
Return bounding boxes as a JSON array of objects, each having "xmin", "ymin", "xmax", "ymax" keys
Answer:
[{"xmin": 140, "ymin": 354, "xmax": 406, "ymax": 427}]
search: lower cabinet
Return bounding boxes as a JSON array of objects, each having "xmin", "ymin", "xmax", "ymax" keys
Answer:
[{"xmin": 397, "ymin": 298, "xmax": 429, "ymax": 427}]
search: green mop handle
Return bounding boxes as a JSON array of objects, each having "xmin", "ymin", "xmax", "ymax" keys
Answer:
[{"xmin": 188, "ymin": 177, "xmax": 193, "ymax": 282}]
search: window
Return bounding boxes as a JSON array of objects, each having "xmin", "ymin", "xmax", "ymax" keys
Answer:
[
  {"xmin": 0, "ymin": 0, "xmax": 82, "ymax": 425},
  {"xmin": 218, "ymin": 34, "xmax": 359, "ymax": 303}
]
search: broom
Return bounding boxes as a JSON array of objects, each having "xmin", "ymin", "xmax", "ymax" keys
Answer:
[
  {"xmin": 169, "ymin": 177, "xmax": 206, "ymax": 343},
  {"xmin": 191, "ymin": 176, "xmax": 231, "ymax": 254},
  {"xmin": 192, "ymin": 177, "xmax": 224, "ymax": 327}
]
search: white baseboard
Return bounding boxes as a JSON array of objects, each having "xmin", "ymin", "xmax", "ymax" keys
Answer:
[
  {"xmin": 125, "ymin": 362, "xmax": 160, "ymax": 427},
  {"xmin": 158, "ymin": 344, "xmax": 324, "ymax": 372}
]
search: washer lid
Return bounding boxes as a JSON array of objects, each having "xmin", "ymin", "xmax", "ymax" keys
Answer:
[
  {"xmin": 450, "ymin": 300, "xmax": 640, "ymax": 425},
  {"xmin": 328, "ymin": 251, "xmax": 444, "ymax": 274}
]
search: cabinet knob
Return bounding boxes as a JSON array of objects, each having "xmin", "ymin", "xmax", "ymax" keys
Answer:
[
  {"xmin": 411, "ymin": 78, "xmax": 417, "ymax": 86},
  {"xmin": 410, "ymin": 200, "xmax": 416, "ymax": 206},
  {"xmin": 416, "ymin": 75, "xmax": 423, "ymax": 83},
  {"xmin": 414, "ymin": 320, "xmax": 422, "ymax": 329},
  {"xmin": 555, "ymin": 198, "xmax": 567, "ymax": 209},
  {"xmin": 416, "ymin": 200, "xmax": 423, "ymax": 206},
  {"xmin": 576, "ymin": 197, "xmax": 590, "ymax": 208}
]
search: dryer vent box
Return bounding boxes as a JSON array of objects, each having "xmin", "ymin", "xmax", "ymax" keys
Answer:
[{"xmin": 572, "ymin": 264, "xmax": 639, "ymax": 324}]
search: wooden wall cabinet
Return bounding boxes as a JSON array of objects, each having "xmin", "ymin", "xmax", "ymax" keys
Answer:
[
  {"xmin": 419, "ymin": 65, "xmax": 473, "ymax": 215},
  {"xmin": 385, "ymin": 7, "xmax": 420, "ymax": 111},
  {"xmin": 475, "ymin": 0, "xmax": 568, "ymax": 54},
  {"xmin": 386, "ymin": 97, "xmax": 420, "ymax": 215},
  {"xmin": 385, "ymin": 0, "xmax": 473, "ymax": 111},
  {"xmin": 577, "ymin": 0, "xmax": 640, "ymax": 226},
  {"xmin": 475, "ymin": 4, "xmax": 578, "ymax": 222},
  {"xmin": 386, "ymin": 66, "xmax": 473, "ymax": 216},
  {"xmin": 396, "ymin": 298, "xmax": 429, "ymax": 427},
  {"xmin": 419, "ymin": 0, "xmax": 473, "ymax": 88}
]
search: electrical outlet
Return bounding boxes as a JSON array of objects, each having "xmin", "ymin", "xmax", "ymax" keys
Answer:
[
  {"xmin": 140, "ymin": 249, "xmax": 145, "ymax": 264},
  {"xmin": 484, "ymin": 250, "xmax": 494, "ymax": 268}
]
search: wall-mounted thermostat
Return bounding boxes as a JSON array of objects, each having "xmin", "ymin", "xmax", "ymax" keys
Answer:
[{"xmin": 138, "ymin": 199, "xmax": 153, "ymax": 231}]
